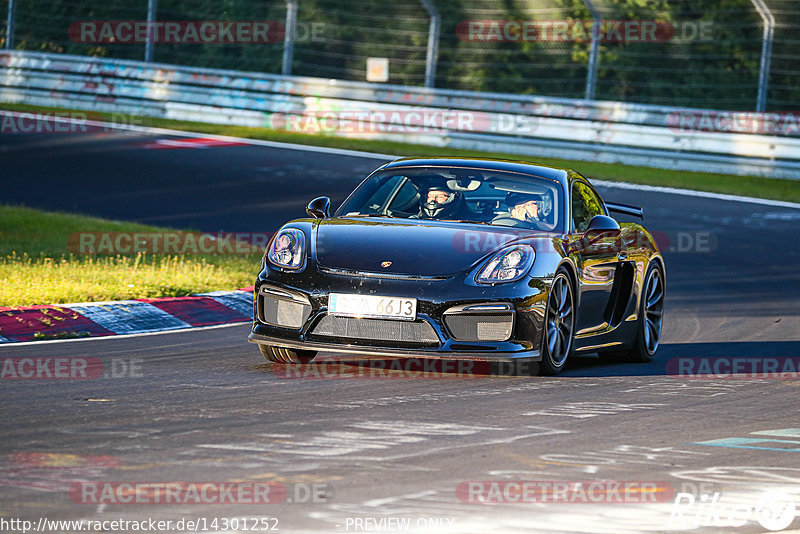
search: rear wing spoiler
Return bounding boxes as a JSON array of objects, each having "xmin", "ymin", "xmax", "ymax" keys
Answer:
[{"xmin": 605, "ymin": 202, "xmax": 644, "ymax": 220}]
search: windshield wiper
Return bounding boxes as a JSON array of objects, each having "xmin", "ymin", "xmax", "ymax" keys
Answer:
[{"xmin": 440, "ymin": 219, "xmax": 489, "ymax": 225}]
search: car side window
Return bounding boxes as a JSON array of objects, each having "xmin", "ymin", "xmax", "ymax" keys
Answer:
[
  {"xmin": 363, "ymin": 175, "xmax": 405, "ymax": 213},
  {"xmin": 571, "ymin": 181, "xmax": 604, "ymax": 233},
  {"xmin": 388, "ymin": 178, "xmax": 420, "ymax": 213}
]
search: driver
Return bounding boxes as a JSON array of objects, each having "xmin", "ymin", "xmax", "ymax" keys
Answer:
[
  {"xmin": 420, "ymin": 186, "xmax": 466, "ymax": 220},
  {"xmin": 505, "ymin": 192, "xmax": 541, "ymax": 223}
]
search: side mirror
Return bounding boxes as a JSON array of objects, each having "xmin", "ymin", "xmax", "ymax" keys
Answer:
[
  {"xmin": 306, "ymin": 196, "xmax": 331, "ymax": 219},
  {"xmin": 584, "ymin": 214, "xmax": 620, "ymax": 237}
]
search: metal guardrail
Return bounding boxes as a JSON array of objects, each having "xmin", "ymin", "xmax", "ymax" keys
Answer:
[{"xmin": 1, "ymin": 50, "xmax": 799, "ymax": 179}]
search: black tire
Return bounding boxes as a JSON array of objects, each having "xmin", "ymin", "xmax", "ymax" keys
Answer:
[
  {"xmin": 539, "ymin": 268, "xmax": 576, "ymax": 375},
  {"xmin": 258, "ymin": 344, "xmax": 316, "ymax": 364},
  {"xmin": 610, "ymin": 261, "xmax": 665, "ymax": 363}
]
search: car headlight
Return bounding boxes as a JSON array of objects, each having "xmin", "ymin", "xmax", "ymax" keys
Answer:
[
  {"xmin": 475, "ymin": 245, "xmax": 535, "ymax": 283},
  {"xmin": 267, "ymin": 228, "xmax": 306, "ymax": 270}
]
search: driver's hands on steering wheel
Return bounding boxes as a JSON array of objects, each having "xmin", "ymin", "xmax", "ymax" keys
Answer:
[{"xmin": 510, "ymin": 200, "xmax": 539, "ymax": 222}]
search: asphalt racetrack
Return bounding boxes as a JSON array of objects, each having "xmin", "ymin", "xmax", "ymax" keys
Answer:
[{"xmin": 2, "ymin": 126, "xmax": 800, "ymax": 533}]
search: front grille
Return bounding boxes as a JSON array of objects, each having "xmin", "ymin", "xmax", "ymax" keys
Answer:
[
  {"xmin": 261, "ymin": 296, "xmax": 312, "ymax": 329},
  {"xmin": 444, "ymin": 314, "xmax": 514, "ymax": 342},
  {"xmin": 311, "ymin": 315, "xmax": 439, "ymax": 345}
]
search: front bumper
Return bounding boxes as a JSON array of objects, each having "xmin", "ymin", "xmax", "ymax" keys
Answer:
[
  {"xmin": 249, "ymin": 262, "xmax": 548, "ymax": 362},
  {"xmin": 248, "ymin": 332, "xmax": 540, "ymax": 362}
]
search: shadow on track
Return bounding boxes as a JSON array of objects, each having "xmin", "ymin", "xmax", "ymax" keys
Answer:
[
  {"xmin": 560, "ymin": 340, "xmax": 800, "ymax": 378},
  {"xmin": 249, "ymin": 341, "xmax": 800, "ymax": 381}
]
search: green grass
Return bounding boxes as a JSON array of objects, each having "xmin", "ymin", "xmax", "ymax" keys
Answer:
[
  {"xmin": 0, "ymin": 205, "xmax": 259, "ymax": 307},
  {"xmin": 3, "ymin": 102, "xmax": 800, "ymax": 203}
]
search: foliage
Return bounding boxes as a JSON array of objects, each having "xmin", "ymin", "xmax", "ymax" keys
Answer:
[
  {"xmin": 0, "ymin": 206, "xmax": 259, "ymax": 306},
  {"xmin": 7, "ymin": 0, "xmax": 796, "ymax": 110}
]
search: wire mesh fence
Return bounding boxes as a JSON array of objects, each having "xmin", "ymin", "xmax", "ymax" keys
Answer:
[
  {"xmin": 2, "ymin": 0, "xmax": 798, "ymax": 112},
  {"xmin": 768, "ymin": 0, "xmax": 800, "ymax": 111}
]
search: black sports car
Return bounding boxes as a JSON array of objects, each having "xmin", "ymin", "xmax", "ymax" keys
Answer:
[{"xmin": 248, "ymin": 157, "xmax": 665, "ymax": 375}]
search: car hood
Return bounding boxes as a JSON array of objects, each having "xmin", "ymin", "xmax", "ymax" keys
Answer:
[{"xmin": 314, "ymin": 218, "xmax": 532, "ymax": 276}]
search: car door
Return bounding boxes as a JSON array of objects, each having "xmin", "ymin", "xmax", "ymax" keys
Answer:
[{"xmin": 569, "ymin": 179, "xmax": 623, "ymax": 334}]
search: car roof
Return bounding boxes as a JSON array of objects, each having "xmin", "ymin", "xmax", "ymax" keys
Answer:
[{"xmin": 380, "ymin": 157, "xmax": 571, "ymax": 186}]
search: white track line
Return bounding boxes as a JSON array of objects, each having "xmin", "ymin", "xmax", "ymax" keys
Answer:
[
  {"xmin": 1, "ymin": 110, "xmax": 396, "ymax": 160},
  {"xmin": 592, "ymin": 179, "xmax": 800, "ymax": 210}
]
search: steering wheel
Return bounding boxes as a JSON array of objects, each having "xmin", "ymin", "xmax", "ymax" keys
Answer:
[
  {"xmin": 490, "ymin": 215, "xmax": 526, "ymax": 227},
  {"xmin": 491, "ymin": 215, "xmax": 551, "ymax": 231}
]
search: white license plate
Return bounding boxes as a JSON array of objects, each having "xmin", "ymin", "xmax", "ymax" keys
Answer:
[{"xmin": 329, "ymin": 293, "xmax": 417, "ymax": 321}]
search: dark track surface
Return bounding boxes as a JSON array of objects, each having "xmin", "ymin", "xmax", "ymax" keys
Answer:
[{"xmin": 2, "ymin": 128, "xmax": 800, "ymax": 533}]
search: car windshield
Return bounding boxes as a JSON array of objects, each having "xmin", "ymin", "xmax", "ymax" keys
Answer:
[{"xmin": 336, "ymin": 167, "xmax": 564, "ymax": 232}]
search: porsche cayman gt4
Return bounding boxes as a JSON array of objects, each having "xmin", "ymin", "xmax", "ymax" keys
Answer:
[{"xmin": 248, "ymin": 157, "xmax": 665, "ymax": 375}]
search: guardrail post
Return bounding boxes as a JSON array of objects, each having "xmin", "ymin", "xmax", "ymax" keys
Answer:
[
  {"xmin": 751, "ymin": 0, "xmax": 775, "ymax": 112},
  {"xmin": 282, "ymin": 0, "xmax": 298, "ymax": 75},
  {"xmin": 418, "ymin": 0, "xmax": 440, "ymax": 88},
  {"xmin": 582, "ymin": 0, "xmax": 600, "ymax": 100},
  {"xmin": 144, "ymin": 0, "xmax": 157, "ymax": 61},
  {"xmin": 5, "ymin": 0, "xmax": 16, "ymax": 50}
]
